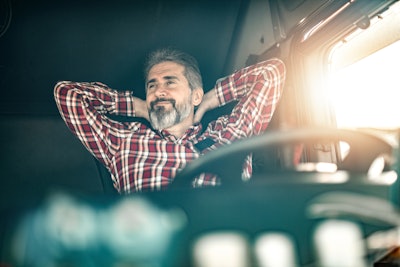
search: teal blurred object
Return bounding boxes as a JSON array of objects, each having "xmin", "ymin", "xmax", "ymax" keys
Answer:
[{"xmin": 11, "ymin": 192, "xmax": 187, "ymax": 267}]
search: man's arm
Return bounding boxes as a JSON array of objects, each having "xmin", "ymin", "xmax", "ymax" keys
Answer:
[
  {"xmin": 192, "ymin": 58, "xmax": 286, "ymax": 187},
  {"xmin": 194, "ymin": 89, "xmax": 219, "ymax": 123},
  {"xmin": 54, "ymin": 81, "xmax": 146, "ymax": 167},
  {"xmin": 132, "ymin": 96, "xmax": 150, "ymax": 121},
  {"xmin": 199, "ymin": 58, "xmax": 286, "ymax": 137}
]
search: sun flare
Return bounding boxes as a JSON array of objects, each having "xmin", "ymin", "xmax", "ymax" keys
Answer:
[{"xmin": 329, "ymin": 40, "xmax": 400, "ymax": 129}]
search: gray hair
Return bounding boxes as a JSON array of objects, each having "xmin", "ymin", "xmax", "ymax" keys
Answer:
[{"xmin": 144, "ymin": 48, "xmax": 203, "ymax": 90}]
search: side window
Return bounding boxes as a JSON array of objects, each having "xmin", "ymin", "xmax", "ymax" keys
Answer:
[
  {"xmin": 328, "ymin": 2, "xmax": 400, "ymax": 134},
  {"xmin": 329, "ymin": 40, "xmax": 400, "ymax": 130},
  {"xmin": 327, "ymin": 1, "xmax": 400, "ymax": 164}
]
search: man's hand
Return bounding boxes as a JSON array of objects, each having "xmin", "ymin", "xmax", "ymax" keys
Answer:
[
  {"xmin": 133, "ymin": 97, "xmax": 150, "ymax": 121},
  {"xmin": 194, "ymin": 89, "xmax": 219, "ymax": 123}
]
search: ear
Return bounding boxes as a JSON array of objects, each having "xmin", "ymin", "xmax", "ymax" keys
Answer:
[{"xmin": 192, "ymin": 88, "xmax": 204, "ymax": 106}]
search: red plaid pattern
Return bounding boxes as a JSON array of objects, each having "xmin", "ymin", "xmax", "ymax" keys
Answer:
[{"xmin": 54, "ymin": 58, "xmax": 286, "ymax": 193}]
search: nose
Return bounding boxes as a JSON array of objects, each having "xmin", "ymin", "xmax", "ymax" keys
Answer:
[{"xmin": 154, "ymin": 85, "xmax": 167, "ymax": 98}]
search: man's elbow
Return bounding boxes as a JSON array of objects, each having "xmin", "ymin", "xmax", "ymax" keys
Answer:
[{"xmin": 54, "ymin": 81, "xmax": 72, "ymax": 100}]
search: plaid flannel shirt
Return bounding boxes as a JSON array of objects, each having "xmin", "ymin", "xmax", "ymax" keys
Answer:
[{"xmin": 54, "ymin": 58, "xmax": 286, "ymax": 193}]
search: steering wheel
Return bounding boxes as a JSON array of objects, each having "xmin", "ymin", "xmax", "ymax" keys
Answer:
[{"xmin": 171, "ymin": 128, "xmax": 393, "ymax": 188}]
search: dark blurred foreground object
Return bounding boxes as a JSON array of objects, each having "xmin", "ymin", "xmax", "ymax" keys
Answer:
[
  {"xmin": 5, "ymin": 187, "xmax": 400, "ymax": 267},
  {"xmin": 374, "ymin": 247, "xmax": 400, "ymax": 267}
]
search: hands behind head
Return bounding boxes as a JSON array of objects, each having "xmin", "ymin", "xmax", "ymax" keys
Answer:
[{"xmin": 194, "ymin": 89, "xmax": 219, "ymax": 124}]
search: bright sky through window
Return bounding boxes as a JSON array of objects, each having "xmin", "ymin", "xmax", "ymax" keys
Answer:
[{"xmin": 329, "ymin": 40, "xmax": 400, "ymax": 129}]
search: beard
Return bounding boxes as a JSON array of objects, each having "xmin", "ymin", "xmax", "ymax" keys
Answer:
[{"xmin": 149, "ymin": 97, "xmax": 192, "ymax": 130}]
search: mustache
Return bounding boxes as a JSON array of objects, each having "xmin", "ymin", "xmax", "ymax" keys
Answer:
[{"xmin": 150, "ymin": 98, "xmax": 176, "ymax": 109}]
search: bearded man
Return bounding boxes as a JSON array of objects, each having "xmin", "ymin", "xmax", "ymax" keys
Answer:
[{"xmin": 54, "ymin": 48, "xmax": 286, "ymax": 193}]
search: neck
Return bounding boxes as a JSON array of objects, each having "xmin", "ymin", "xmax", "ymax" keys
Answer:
[{"xmin": 164, "ymin": 114, "xmax": 194, "ymax": 138}]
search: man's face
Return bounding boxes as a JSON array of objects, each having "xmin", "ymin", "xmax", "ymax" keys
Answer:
[{"xmin": 146, "ymin": 61, "xmax": 193, "ymax": 130}]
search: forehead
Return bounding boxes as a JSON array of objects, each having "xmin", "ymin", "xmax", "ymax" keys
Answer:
[{"xmin": 147, "ymin": 61, "xmax": 185, "ymax": 80}]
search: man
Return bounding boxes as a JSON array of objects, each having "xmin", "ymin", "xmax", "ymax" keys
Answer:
[{"xmin": 54, "ymin": 48, "xmax": 286, "ymax": 193}]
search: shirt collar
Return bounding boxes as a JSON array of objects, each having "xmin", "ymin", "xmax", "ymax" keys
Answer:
[{"xmin": 156, "ymin": 122, "xmax": 203, "ymax": 142}]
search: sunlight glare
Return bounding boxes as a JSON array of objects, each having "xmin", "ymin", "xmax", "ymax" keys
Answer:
[{"xmin": 329, "ymin": 40, "xmax": 400, "ymax": 129}]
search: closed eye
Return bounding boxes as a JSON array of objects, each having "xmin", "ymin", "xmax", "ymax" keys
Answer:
[
  {"xmin": 166, "ymin": 80, "xmax": 176, "ymax": 85},
  {"xmin": 147, "ymin": 83, "xmax": 156, "ymax": 90},
  {"xmin": 165, "ymin": 76, "xmax": 179, "ymax": 84}
]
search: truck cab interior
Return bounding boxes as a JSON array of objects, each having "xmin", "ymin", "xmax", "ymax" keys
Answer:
[{"xmin": 1, "ymin": 0, "xmax": 400, "ymax": 266}]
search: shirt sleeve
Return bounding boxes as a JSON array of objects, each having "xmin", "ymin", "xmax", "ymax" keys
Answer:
[
  {"xmin": 54, "ymin": 81, "xmax": 139, "ymax": 168},
  {"xmin": 211, "ymin": 58, "xmax": 286, "ymax": 139}
]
